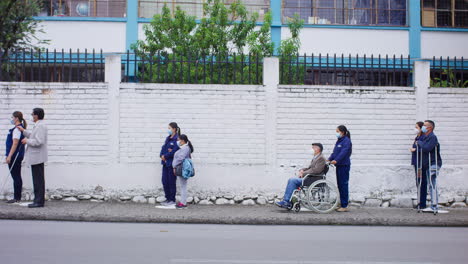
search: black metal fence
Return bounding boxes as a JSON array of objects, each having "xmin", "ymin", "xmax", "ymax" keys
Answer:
[
  {"xmin": 122, "ymin": 51, "xmax": 263, "ymax": 85},
  {"xmin": 430, "ymin": 57, "xmax": 467, "ymax": 88},
  {"xmin": 0, "ymin": 49, "xmax": 105, "ymax": 82},
  {"xmin": 280, "ymin": 54, "xmax": 413, "ymax": 86},
  {"xmin": 1, "ymin": 49, "xmax": 467, "ymax": 88}
]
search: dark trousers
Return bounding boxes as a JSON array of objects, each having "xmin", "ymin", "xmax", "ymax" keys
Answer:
[
  {"xmin": 418, "ymin": 166, "xmax": 438, "ymax": 208},
  {"xmin": 336, "ymin": 165, "xmax": 350, "ymax": 208},
  {"xmin": 31, "ymin": 163, "xmax": 45, "ymax": 205},
  {"xmin": 8, "ymin": 156, "xmax": 23, "ymax": 201},
  {"xmin": 162, "ymin": 166, "xmax": 176, "ymax": 202}
]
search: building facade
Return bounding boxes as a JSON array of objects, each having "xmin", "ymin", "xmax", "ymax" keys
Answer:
[{"xmin": 34, "ymin": 0, "xmax": 468, "ymax": 58}]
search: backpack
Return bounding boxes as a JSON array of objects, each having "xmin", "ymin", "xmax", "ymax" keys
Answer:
[{"xmin": 182, "ymin": 158, "xmax": 195, "ymax": 179}]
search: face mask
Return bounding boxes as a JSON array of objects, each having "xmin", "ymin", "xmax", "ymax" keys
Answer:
[
  {"xmin": 414, "ymin": 128, "xmax": 420, "ymax": 135},
  {"xmin": 10, "ymin": 119, "xmax": 15, "ymax": 125},
  {"xmin": 336, "ymin": 133, "xmax": 342, "ymax": 139},
  {"xmin": 168, "ymin": 129, "xmax": 173, "ymax": 135},
  {"xmin": 177, "ymin": 141, "xmax": 181, "ymax": 147},
  {"xmin": 421, "ymin": 126, "xmax": 428, "ymax": 133}
]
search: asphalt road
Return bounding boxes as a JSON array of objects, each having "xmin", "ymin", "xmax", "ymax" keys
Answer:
[{"xmin": 0, "ymin": 220, "xmax": 467, "ymax": 264}]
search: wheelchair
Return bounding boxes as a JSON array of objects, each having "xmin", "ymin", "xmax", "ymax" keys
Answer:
[{"xmin": 288, "ymin": 164, "xmax": 340, "ymax": 213}]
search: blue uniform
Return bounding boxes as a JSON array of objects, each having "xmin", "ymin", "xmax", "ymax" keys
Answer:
[
  {"xmin": 5, "ymin": 125, "xmax": 25, "ymax": 201},
  {"xmin": 329, "ymin": 136, "xmax": 352, "ymax": 208},
  {"xmin": 411, "ymin": 134, "xmax": 425, "ymax": 167},
  {"xmin": 160, "ymin": 134, "xmax": 179, "ymax": 202}
]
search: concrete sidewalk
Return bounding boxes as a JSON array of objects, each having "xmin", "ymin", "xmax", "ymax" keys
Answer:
[{"xmin": 0, "ymin": 201, "xmax": 467, "ymax": 226}]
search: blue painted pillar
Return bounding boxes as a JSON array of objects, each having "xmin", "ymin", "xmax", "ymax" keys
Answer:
[
  {"xmin": 409, "ymin": 0, "xmax": 422, "ymax": 58},
  {"xmin": 126, "ymin": 0, "xmax": 139, "ymax": 51},
  {"xmin": 270, "ymin": 0, "xmax": 282, "ymax": 56},
  {"xmin": 126, "ymin": 0, "xmax": 138, "ymax": 80}
]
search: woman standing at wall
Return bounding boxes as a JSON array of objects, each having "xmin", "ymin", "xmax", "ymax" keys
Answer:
[
  {"xmin": 172, "ymin": 134, "xmax": 194, "ymax": 209},
  {"xmin": 328, "ymin": 125, "xmax": 352, "ymax": 212},
  {"xmin": 159, "ymin": 122, "xmax": 180, "ymax": 208},
  {"xmin": 410, "ymin": 121, "xmax": 425, "ymax": 192},
  {"xmin": 4, "ymin": 111, "xmax": 27, "ymax": 204}
]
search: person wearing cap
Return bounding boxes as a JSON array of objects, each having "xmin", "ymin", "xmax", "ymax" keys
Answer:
[{"xmin": 275, "ymin": 143, "xmax": 326, "ymax": 209}]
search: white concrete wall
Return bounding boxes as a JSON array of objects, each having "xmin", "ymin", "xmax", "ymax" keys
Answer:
[
  {"xmin": 283, "ymin": 27, "xmax": 409, "ymax": 56},
  {"xmin": 0, "ymin": 67, "xmax": 467, "ymax": 196},
  {"xmin": 421, "ymin": 31, "xmax": 468, "ymax": 58},
  {"xmin": 427, "ymin": 88, "xmax": 468, "ymax": 193},
  {"xmin": 36, "ymin": 21, "xmax": 126, "ymax": 52}
]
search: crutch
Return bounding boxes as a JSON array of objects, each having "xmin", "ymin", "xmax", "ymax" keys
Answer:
[
  {"xmin": 428, "ymin": 144, "xmax": 439, "ymax": 215},
  {"xmin": 416, "ymin": 144, "xmax": 423, "ymax": 213}
]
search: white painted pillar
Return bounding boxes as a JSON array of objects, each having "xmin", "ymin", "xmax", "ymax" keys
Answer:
[
  {"xmin": 263, "ymin": 57, "xmax": 279, "ymax": 167},
  {"xmin": 105, "ymin": 55, "xmax": 121, "ymax": 163},
  {"xmin": 414, "ymin": 60, "xmax": 430, "ymax": 121}
]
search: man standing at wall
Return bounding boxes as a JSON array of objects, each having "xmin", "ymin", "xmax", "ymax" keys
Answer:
[
  {"xmin": 17, "ymin": 108, "xmax": 48, "ymax": 208},
  {"xmin": 417, "ymin": 120, "xmax": 442, "ymax": 213}
]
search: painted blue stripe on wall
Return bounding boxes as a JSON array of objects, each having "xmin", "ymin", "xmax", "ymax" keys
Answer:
[
  {"xmin": 126, "ymin": 0, "xmax": 138, "ymax": 51},
  {"xmin": 409, "ymin": 0, "xmax": 421, "ymax": 58},
  {"xmin": 270, "ymin": 0, "xmax": 282, "ymax": 55},
  {"xmin": 33, "ymin": 16, "xmax": 127, "ymax": 22},
  {"xmin": 299, "ymin": 24, "xmax": 409, "ymax": 30}
]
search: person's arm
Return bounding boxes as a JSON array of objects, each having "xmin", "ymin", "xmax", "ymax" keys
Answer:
[
  {"xmin": 17, "ymin": 125, "xmax": 31, "ymax": 138},
  {"xmin": 172, "ymin": 147, "xmax": 189, "ymax": 168},
  {"xmin": 418, "ymin": 135, "xmax": 437, "ymax": 153},
  {"xmin": 25, "ymin": 125, "xmax": 46, "ymax": 147},
  {"xmin": 303, "ymin": 156, "xmax": 326, "ymax": 175},
  {"xmin": 6, "ymin": 139, "xmax": 20, "ymax": 164},
  {"xmin": 164, "ymin": 143, "xmax": 180, "ymax": 160},
  {"xmin": 332, "ymin": 139, "xmax": 351, "ymax": 165}
]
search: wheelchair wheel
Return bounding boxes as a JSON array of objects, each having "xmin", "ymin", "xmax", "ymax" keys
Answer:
[
  {"xmin": 293, "ymin": 203, "xmax": 301, "ymax": 213},
  {"xmin": 306, "ymin": 180, "xmax": 340, "ymax": 214}
]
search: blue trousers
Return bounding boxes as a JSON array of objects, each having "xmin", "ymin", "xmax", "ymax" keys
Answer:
[
  {"xmin": 162, "ymin": 166, "xmax": 176, "ymax": 202},
  {"xmin": 418, "ymin": 165, "xmax": 439, "ymax": 209},
  {"xmin": 282, "ymin": 177, "xmax": 302, "ymax": 202},
  {"xmin": 336, "ymin": 165, "xmax": 350, "ymax": 208},
  {"xmin": 8, "ymin": 156, "xmax": 23, "ymax": 201}
]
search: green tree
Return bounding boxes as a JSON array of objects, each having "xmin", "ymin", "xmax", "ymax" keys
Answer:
[
  {"xmin": 248, "ymin": 11, "xmax": 274, "ymax": 56},
  {"xmin": 279, "ymin": 14, "xmax": 304, "ymax": 84},
  {"xmin": 131, "ymin": 0, "xmax": 272, "ymax": 84},
  {"xmin": 0, "ymin": 0, "xmax": 49, "ymax": 59}
]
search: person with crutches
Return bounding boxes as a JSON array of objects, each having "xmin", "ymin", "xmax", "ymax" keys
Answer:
[
  {"xmin": 416, "ymin": 120, "xmax": 442, "ymax": 214},
  {"xmin": 410, "ymin": 121, "xmax": 425, "ymax": 209},
  {"xmin": 3, "ymin": 111, "xmax": 27, "ymax": 204}
]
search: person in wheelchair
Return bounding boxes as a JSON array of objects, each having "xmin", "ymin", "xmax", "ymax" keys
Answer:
[{"xmin": 275, "ymin": 143, "xmax": 326, "ymax": 209}]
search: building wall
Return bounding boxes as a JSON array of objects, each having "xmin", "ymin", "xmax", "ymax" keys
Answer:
[
  {"xmin": 1, "ymin": 80, "xmax": 467, "ymax": 196},
  {"xmin": 282, "ymin": 27, "xmax": 409, "ymax": 56},
  {"xmin": 36, "ymin": 21, "xmax": 126, "ymax": 52},
  {"xmin": 421, "ymin": 31, "xmax": 468, "ymax": 58}
]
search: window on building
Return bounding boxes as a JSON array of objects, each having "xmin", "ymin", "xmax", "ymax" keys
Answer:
[
  {"xmin": 37, "ymin": 0, "xmax": 127, "ymax": 17},
  {"xmin": 138, "ymin": 0, "xmax": 270, "ymax": 21},
  {"xmin": 283, "ymin": 0, "xmax": 407, "ymax": 26},
  {"xmin": 422, "ymin": 0, "xmax": 468, "ymax": 28}
]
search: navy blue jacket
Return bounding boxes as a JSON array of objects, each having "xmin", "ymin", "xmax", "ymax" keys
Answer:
[
  {"xmin": 329, "ymin": 136, "xmax": 352, "ymax": 166},
  {"xmin": 411, "ymin": 134, "xmax": 425, "ymax": 166},
  {"xmin": 5, "ymin": 125, "xmax": 25, "ymax": 158},
  {"xmin": 160, "ymin": 134, "xmax": 179, "ymax": 168},
  {"xmin": 417, "ymin": 132, "xmax": 442, "ymax": 169}
]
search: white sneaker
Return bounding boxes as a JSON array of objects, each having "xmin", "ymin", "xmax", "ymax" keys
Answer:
[
  {"xmin": 155, "ymin": 203, "xmax": 176, "ymax": 209},
  {"xmin": 422, "ymin": 207, "xmax": 434, "ymax": 213},
  {"xmin": 437, "ymin": 209, "xmax": 449, "ymax": 214},
  {"xmin": 18, "ymin": 202, "xmax": 30, "ymax": 207}
]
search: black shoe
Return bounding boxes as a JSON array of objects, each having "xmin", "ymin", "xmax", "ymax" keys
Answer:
[
  {"xmin": 28, "ymin": 203, "xmax": 44, "ymax": 208},
  {"xmin": 6, "ymin": 199, "xmax": 19, "ymax": 204}
]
